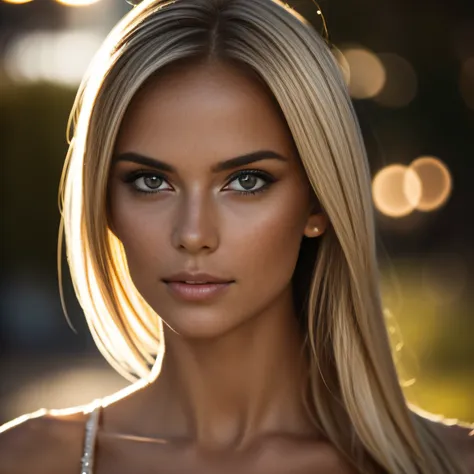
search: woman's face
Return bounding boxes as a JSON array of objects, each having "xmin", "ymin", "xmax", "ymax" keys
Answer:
[{"xmin": 108, "ymin": 60, "xmax": 325, "ymax": 339}]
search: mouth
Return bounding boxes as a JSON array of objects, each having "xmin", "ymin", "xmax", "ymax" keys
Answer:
[{"xmin": 163, "ymin": 281, "xmax": 234, "ymax": 301}]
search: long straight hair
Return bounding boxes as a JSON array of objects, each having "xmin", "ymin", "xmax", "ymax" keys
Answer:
[{"xmin": 58, "ymin": 1, "xmax": 466, "ymax": 472}]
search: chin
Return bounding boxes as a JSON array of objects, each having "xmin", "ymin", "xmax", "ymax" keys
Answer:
[{"xmin": 160, "ymin": 308, "xmax": 247, "ymax": 341}]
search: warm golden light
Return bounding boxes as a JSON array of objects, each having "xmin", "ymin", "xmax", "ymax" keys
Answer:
[
  {"xmin": 341, "ymin": 46, "xmax": 386, "ymax": 99},
  {"xmin": 3, "ymin": 365, "xmax": 127, "ymax": 419},
  {"xmin": 55, "ymin": 0, "xmax": 101, "ymax": 6},
  {"xmin": 409, "ymin": 156, "xmax": 452, "ymax": 211},
  {"xmin": 372, "ymin": 165, "xmax": 421, "ymax": 217},
  {"xmin": 2, "ymin": 0, "xmax": 33, "ymax": 4},
  {"xmin": 374, "ymin": 53, "xmax": 418, "ymax": 108},
  {"xmin": 5, "ymin": 31, "xmax": 102, "ymax": 85},
  {"xmin": 460, "ymin": 57, "xmax": 474, "ymax": 110}
]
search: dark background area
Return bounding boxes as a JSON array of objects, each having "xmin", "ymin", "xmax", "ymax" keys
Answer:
[{"xmin": 0, "ymin": 0, "xmax": 473, "ymax": 425}]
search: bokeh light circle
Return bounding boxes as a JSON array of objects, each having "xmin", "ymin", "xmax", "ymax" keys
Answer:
[
  {"xmin": 2, "ymin": 0, "xmax": 33, "ymax": 4},
  {"xmin": 372, "ymin": 165, "xmax": 422, "ymax": 217},
  {"xmin": 409, "ymin": 156, "xmax": 452, "ymax": 211},
  {"xmin": 341, "ymin": 47, "xmax": 386, "ymax": 99},
  {"xmin": 55, "ymin": 0, "xmax": 101, "ymax": 6}
]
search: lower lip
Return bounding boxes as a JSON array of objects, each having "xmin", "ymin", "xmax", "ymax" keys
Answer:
[{"xmin": 164, "ymin": 281, "xmax": 233, "ymax": 301}]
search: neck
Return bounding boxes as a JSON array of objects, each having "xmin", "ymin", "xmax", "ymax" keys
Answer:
[{"xmin": 144, "ymin": 291, "xmax": 315, "ymax": 450}]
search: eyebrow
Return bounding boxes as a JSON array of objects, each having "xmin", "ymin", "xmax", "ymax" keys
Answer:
[{"xmin": 112, "ymin": 150, "xmax": 288, "ymax": 173}]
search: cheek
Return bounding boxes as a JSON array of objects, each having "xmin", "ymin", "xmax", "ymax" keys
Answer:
[
  {"xmin": 122, "ymin": 230, "xmax": 162, "ymax": 281},
  {"xmin": 228, "ymin": 196, "xmax": 307, "ymax": 294}
]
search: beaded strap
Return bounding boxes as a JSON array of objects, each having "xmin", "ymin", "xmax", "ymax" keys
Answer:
[{"xmin": 81, "ymin": 401, "xmax": 102, "ymax": 474}]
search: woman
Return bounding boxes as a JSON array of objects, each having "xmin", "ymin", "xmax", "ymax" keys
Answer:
[{"xmin": 1, "ymin": 0, "xmax": 472, "ymax": 472}]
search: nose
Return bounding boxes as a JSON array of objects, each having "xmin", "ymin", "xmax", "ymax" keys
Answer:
[{"xmin": 171, "ymin": 190, "xmax": 219, "ymax": 254}]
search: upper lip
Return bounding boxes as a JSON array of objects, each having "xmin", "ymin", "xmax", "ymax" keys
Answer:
[{"xmin": 163, "ymin": 271, "xmax": 234, "ymax": 284}]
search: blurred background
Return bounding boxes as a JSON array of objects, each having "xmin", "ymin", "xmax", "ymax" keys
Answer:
[{"xmin": 0, "ymin": 0, "xmax": 473, "ymax": 425}]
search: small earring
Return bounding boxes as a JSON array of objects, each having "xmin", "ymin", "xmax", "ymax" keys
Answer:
[{"xmin": 313, "ymin": 227, "xmax": 319, "ymax": 233}]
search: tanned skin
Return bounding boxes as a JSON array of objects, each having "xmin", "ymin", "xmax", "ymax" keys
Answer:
[{"xmin": 0, "ymin": 60, "xmax": 472, "ymax": 474}]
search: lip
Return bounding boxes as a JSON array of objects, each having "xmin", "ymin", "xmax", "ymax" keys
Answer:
[
  {"xmin": 163, "ymin": 271, "xmax": 233, "ymax": 284},
  {"xmin": 164, "ymin": 281, "xmax": 233, "ymax": 302}
]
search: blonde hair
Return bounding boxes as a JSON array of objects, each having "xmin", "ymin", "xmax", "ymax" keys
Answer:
[{"xmin": 58, "ymin": 0, "xmax": 466, "ymax": 472}]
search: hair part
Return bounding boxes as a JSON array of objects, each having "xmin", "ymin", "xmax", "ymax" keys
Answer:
[{"xmin": 58, "ymin": 1, "xmax": 467, "ymax": 473}]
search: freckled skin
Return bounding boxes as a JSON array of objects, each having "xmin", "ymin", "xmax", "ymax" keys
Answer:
[{"xmin": 109, "ymin": 60, "xmax": 324, "ymax": 340}]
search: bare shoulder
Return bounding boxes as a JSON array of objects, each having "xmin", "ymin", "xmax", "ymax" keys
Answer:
[{"xmin": 0, "ymin": 406, "xmax": 90, "ymax": 474}]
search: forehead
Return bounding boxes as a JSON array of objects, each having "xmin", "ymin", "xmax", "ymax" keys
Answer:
[{"xmin": 115, "ymin": 60, "xmax": 297, "ymax": 164}]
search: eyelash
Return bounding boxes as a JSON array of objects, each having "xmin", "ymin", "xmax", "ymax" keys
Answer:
[{"xmin": 122, "ymin": 169, "xmax": 276, "ymax": 197}]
